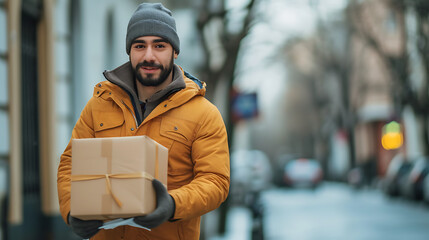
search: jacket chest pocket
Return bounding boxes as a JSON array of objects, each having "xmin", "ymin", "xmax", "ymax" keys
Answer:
[
  {"xmin": 93, "ymin": 110, "xmax": 125, "ymax": 138},
  {"xmin": 159, "ymin": 117, "xmax": 196, "ymax": 187},
  {"xmin": 159, "ymin": 117, "xmax": 195, "ymax": 148}
]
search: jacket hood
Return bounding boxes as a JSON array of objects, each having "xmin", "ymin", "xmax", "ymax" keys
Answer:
[{"xmin": 101, "ymin": 62, "xmax": 206, "ymax": 124}]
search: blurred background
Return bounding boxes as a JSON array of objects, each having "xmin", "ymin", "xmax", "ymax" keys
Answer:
[{"xmin": 1, "ymin": 0, "xmax": 429, "ymax": 239}]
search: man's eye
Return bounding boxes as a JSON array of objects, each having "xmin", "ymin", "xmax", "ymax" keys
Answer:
[
  {"xmin": 134, "ymin": 44, "xmax": 145, "ymax": 49},
  {"xmin": 155, "ymin": 44, "xmax": 166, "ymax": 48}
]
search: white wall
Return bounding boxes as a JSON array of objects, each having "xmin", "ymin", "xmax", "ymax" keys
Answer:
[
  {"xmin": 74, "ymin": 0, "xmax": 135, "ymax": 117},
  {"xmin": 54, "ymin": 0, "xmax": 72, "ymax": 161},
  {"xmin": 54, "ymin": 0, "xmax": 138, "ymax": 152}
]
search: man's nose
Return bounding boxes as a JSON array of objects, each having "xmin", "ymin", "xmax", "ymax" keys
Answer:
[{"xmin": 143, "ymin": 47, "xmax": 156, "ymax": 61}]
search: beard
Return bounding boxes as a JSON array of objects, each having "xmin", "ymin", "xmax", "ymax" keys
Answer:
[{"xmin": 134, "ymin": 56, "xmax": 174, "ymax": 87}]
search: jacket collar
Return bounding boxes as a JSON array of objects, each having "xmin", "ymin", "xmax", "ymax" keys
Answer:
[
  {"xmin": 102, "ymin": 61, "xmax": 194, "ymax": 123},
  {"xmin": 103, "ymin": 62, "xmax": 143, "ymax": 122}
]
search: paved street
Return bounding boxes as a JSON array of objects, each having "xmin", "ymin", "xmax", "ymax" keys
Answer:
[{"xmin": 211, "ymin": 182, "xmax": 429, "ymax": 240}]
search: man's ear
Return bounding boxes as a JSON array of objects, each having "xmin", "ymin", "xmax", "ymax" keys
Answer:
[{"xmin": 174, "ymin": 51, "xmax": 178, "ymax": 59}]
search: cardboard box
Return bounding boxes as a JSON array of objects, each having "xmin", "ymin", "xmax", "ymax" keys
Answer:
[{"xmin": 70, "ymin": 136, "xmax": 168, "ymax": 220}]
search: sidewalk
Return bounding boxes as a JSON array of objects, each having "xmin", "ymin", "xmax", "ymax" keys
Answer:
[{"xmin": 207, "ymin": 206, "xmax": 253, "ymax": 240}]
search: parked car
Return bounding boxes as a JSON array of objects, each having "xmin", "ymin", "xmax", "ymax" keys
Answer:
[
  {"xmin": 230, "ymin": 149, "xmax": 272, "ymax": 205},
  {"xmin": 383, "ymin": 153, "xmax": 413, "ymax": 197},
  {"xmin": 273, "ymin": 154, "xmax": 297, "ymax": 187},
  {"xmin": 283, "ymin": 158, "xmax": 323, "ymax": 189},
  {"xmin": 400, "ymin": 156, "xmax": 429, "ymax": 200},
  {"xmin": 397, "ymin": 161, "xmax": 414, "ymax": 198},
  {"xmin": 347, "ymin": 167, "xmax": 364, "ymax": 188}
]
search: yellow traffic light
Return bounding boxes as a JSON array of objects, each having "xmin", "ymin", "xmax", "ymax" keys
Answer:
[{"xmin": 381, "ymin": 121, "xmax": 403, "ymax": 150}]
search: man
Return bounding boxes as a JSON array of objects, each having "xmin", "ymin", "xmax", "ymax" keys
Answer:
[{"xmin": 57, "ymin": 3, "xmax": 230, "ymax": 240}]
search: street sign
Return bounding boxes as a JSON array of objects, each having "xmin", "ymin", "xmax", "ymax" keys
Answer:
[{"xmin": 231, "ymin": 90, "xmax": 258, "ymax": 123}]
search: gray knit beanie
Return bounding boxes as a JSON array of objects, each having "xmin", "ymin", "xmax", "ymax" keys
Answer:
[{"xmin": 126, "ymin": 3, "xmax": 180, "ymax": 55}]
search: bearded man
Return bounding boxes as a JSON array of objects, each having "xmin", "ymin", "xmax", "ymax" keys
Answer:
[{"xmin": 57, "ymin": 3, "xmax": 230, "ymax": 240}]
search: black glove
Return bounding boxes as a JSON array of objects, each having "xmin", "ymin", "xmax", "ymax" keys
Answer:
[
  {"xmin": 68, "ymin": 213, "xmax": 103, "ymax": 239},
  {"xmin": 134, "ymin": 179, "xmax": 175, "ymax": 229}
]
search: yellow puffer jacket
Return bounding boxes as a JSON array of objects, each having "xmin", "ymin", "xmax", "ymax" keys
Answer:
[{"xmin": 57, "ymin": 65, "xmax": 230, "ymax": 240}]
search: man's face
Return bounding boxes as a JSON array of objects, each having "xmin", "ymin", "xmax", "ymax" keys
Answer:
[{"xmin": 130, "ymin": 36, "xmax": 178, "ymax": 87}]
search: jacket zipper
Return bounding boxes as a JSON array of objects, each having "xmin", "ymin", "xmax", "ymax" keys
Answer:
[{"xmin": 121, "ymin": 99, "xmax": 138, "ymax": 128}]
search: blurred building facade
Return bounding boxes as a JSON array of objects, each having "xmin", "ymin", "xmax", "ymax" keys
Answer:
[
  {"xmin": 1, "ymin": 0, "xmax": 151, "ymax": 239},
  {"xmin": 280, "ymin": 0, "xmax": 427, "ymax": 185},
  {"xmin": 348, "ymin": 0, "xmax": 404, "ymax": 180},
  {"xmin": 345, "ymin": 0, "xmax": 426, "ymax": 183}
]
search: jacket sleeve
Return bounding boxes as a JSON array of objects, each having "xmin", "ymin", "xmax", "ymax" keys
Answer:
[
  {"xmin": 168, "ymin": 104, "xmax": 230, "ymax": 220},
  {"xmin": 57, "ymin": 100, "xmax": 95, "ymax": 223}
]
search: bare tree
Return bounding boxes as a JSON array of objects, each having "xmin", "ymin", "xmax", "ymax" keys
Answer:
[
  {"xmin": 196, "ymin": 0, "xmax": 258, "ymax": 100},
  {"xmin": 407, "ymin": 0, "xmax": 429, "ymax": 154},
  {"xmin": 311, "ymin": 7, "xmax": 357, "ymax": 172},
  {"xmin": 281, "ymin": 2, "xmax": 357, "ymax": 174},
  {"xmin": 194, "ymin": 0, "xmax": 259, "ymax": 235}
]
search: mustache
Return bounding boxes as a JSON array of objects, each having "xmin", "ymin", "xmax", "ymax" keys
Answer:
[{"xmin": 136, "ymin": 61, "xmax": 163, "ymax": 69}]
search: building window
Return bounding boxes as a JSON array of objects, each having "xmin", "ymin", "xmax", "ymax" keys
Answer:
[{"xmin": 0, "ymin": 3, "xmax": 8, "ymax": 158}]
